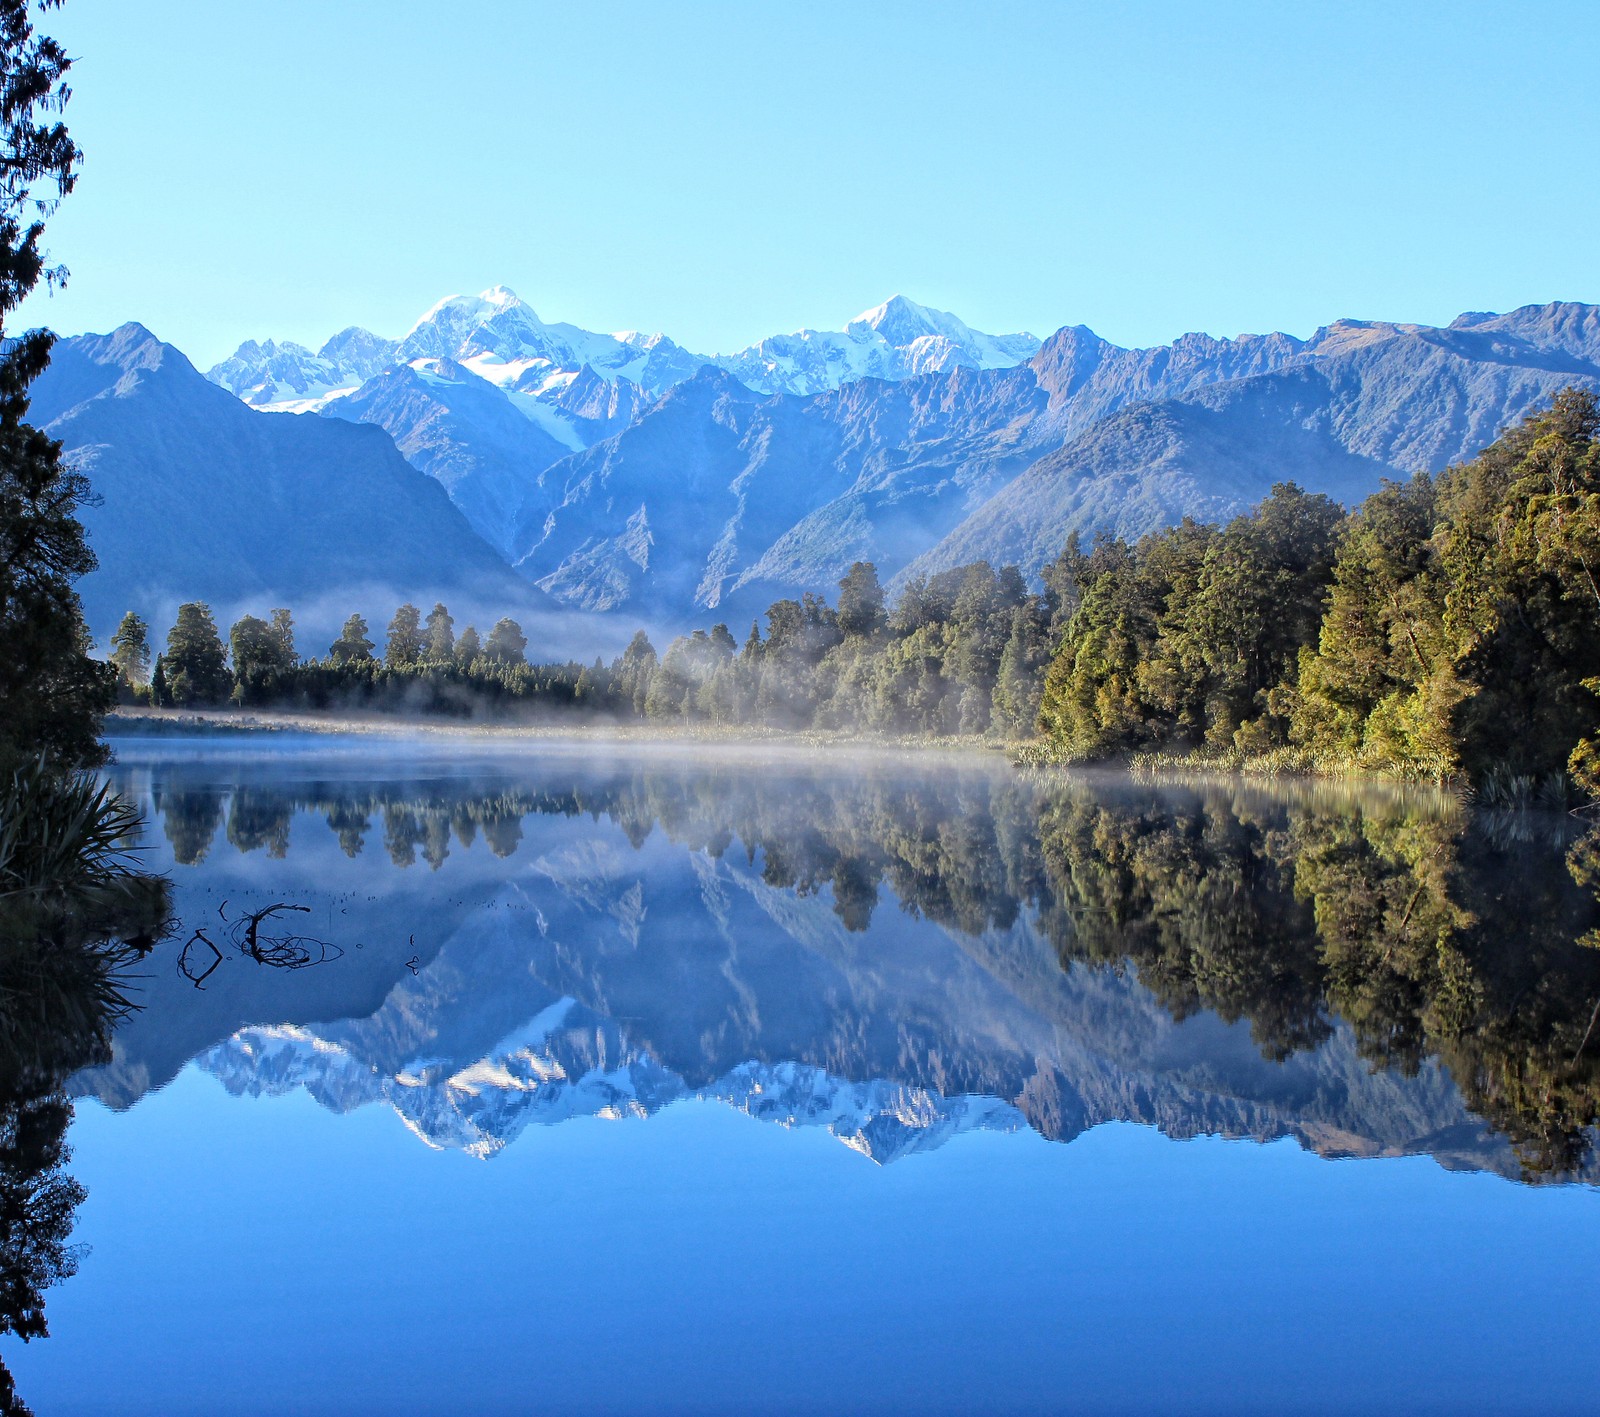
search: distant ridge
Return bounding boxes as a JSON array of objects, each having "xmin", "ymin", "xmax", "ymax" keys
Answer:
[
  {"xmin": 55, "ymin": 298, "xmax": 1600, "ymax": 632},
  {"xmin": 205, "ymin": 285, "xmax": 1042, "ymax": 412},
  {"xmin": 34, "ymin": 323, "xmax": 550, "ymax": 645}
]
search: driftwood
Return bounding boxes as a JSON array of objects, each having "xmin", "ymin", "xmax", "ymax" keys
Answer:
[{"xmin": 178, "ymin": 902, "xmax": 342, "ymax": 989}]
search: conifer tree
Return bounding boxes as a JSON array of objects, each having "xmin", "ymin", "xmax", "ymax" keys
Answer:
[
  {"xmin": 837, "ymin": 561, "xmax": 886, "ymax": 638},
  {"xmin": 269, "ymin": 607, "xmax": 296, "ymax": 663},
  {"xmin": 992, "ymin": 604, "xmax": 1049, "ymax": 734},
  {"xmin": 0, "ymin": 0, "xmax": 111, "ymax": 769},
  {"xmin": 329, "ymin": 614, "xmax": 375, "ymax": 664},
  {"xmin": 385, "ymin": 603, "xmax": 423, "ymax": 667},
  {"xmin": 149, "ymin": 653, "xmax": 169, "ymax": 708},
  {"xmin": 455, "ymin": 625, "xmax": 481, "ymax": 666},
  {"xmin": 484, "ymin": 617, "xmax": 527, "ymax": 666},
  {"xmin": 165, "ymin": 602, "xmax": 231, "ymax": 705},
  {"xmin": 424, "ymin": 602, "xmax": 454, "ymax": 661},
  {"xmin": 613, "ymin": 630, "xmax": 657, "ymax": 713},
  {"xmin": 109, "ymin": 611, "xmax": 150, "ymax": 688},
  {"xmin": 229, "ymin": 613, "xmax": 290, "ymax": 702}
]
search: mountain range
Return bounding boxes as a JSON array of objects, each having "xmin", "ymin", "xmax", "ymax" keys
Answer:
[
  {"xmin": 48, "ymin": 290, "xmax": 1600, "ymax": 639},
  {"xmin": 32, "ymin": 323, "xmax": 553, "ymax": 648},
  {"xmin": 207, "ymin": 287, "xmax": 1044, "ymax": 412}
]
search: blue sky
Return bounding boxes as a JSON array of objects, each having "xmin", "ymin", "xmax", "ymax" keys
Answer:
[{"xmin": 19, "ymin": 0, "xmax": 1600, "ymax": 367}]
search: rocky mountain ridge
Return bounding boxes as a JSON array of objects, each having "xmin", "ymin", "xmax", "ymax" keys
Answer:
[
  {"xmin": 73, "ymin": 297, "xmax": 1600, "ymax": 630},
  {"xmin": 508, "ymin": 300, "xmax": 1600, "ymax": 614},
  {"xmin": 35, "ymin": 323, "xmax": 550, "ymax": 644}
]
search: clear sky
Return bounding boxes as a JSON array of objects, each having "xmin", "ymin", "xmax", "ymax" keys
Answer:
[{"xmin": 17, "ymin": 0, "xmax": 1600, "ymax": 368}]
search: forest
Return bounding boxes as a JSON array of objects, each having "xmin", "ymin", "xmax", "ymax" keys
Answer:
[
  {"xmin": 1039, "ymin": 388, "xmax": 1600, "ymax": 792},
  {"xmin": 109, "ymin": 555, "xmax": 1064, "ymax": 737},
  {"xmin": 111, "ymin": 386, "xmax": 1600, "ymax": 795}
]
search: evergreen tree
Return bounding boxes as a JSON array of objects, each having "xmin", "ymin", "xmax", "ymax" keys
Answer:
[
  {"xmin": 229, "ymin": 613, "xmax": 290, "ymax": 702},
  {"xmin": 165, "ymin": 603, "xmax": 231, "ymax": 706},
  {"xmin": 268, "ymin": 607, "xmax": 296, "ymax": 663},
  {"xmin": 484, "ymin": 617, "xmax": 527, "ymax": 666},
  {"xmin": 108, "ymin": 611, "xmax": 150, "ymax": 688},
  {"xmin": 424, "ymin": 602, "xmax": 454, "ymax": 662},
  {"xmin": 455, "ymin": 624, "xmax": 481, "ymax": 666},
  {"xmin": 329, "ymin": 614, "xmax": 375, "ymax": 664},
  {"xmin": 149, "ymin": 653, "xmax": 169, "ymax": 708},
  {"xmin": 991, "ymin": 603, "xmax": 1051, "ymax": 734},
  {"xmin": 612, "ymin": 630, "xmax": 657, "ymax": 714},
  {"xmin": 0, "ymin": 1, "xmax": 109, "ymax": 770},
  {"xmin": 385, "ymin": 603, "xmax": 423, "ymax": 667},
  {"xmin": 837, "ymin": 561, "xmax": 886, "ymax": 638},
  {"xmin": 644, "ymin": 639, "xmax": 692, "ymax": 717}
]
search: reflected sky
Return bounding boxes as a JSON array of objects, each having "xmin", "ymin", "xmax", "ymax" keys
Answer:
[{"xmin": 8, "ymin": 737, "xmax": 1600, "ymax": 1415}]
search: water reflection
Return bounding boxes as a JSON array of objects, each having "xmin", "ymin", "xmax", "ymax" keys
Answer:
[
  {"xmin": 91, "ymin": 745, "xmax": 1600, "ymax": 1184},
  {"xmin": 0, "ymin": 767, "xmax": 172, "ymax": 1417}
]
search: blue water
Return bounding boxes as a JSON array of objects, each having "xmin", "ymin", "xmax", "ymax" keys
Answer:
[{"xmin": 7, "ymin": 739, "xmax": 1599, "ymax": 1415}]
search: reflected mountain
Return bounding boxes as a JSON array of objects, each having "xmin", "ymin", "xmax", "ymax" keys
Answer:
[{"xmin": 81, "ymin": 743, "xmax": 1600, "ymax": 1183}]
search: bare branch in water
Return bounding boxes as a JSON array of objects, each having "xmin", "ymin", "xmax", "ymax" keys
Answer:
[{"xmin": 177, "ymin": 901, "xmax": 342, "ymax": 988}]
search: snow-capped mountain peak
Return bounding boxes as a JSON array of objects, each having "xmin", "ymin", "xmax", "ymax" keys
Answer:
[
  {"xmin": 207, "ymin": 286, "xmax": 1045, "ymax": 415},
  {"xmin": 206, "ymin": 330, "xmax": 397, "ymax": 411},
  {"xmin": 718, "ymin": 295, "xmax": 1042, "ymax": 395},
  {"xmin": 389, "ymin": 285, "xmax": 701, "ymax": 397},
  {"xmin": 848, "ymin": 293, "xmax": 962, "ymax": 343}
]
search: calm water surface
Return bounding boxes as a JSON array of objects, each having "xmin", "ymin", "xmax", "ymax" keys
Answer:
[{"xmin": 8, "ymin": 737, "xmax": 1600, "ymax": 1415}]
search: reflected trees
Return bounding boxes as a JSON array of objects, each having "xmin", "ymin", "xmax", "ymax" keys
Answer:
[
  {"xmin": 133, "ymin": 758, "xmax": 1600, "ymax": 1179},
  {"xmin": 0, "ymin": 763, "xmax": 172, "ymax": 1414}
]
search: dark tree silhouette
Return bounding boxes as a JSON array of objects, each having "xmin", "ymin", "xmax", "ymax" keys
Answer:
[{"xmin": 0, "ymin": 0, "xmax": 108, "ymax": 773}]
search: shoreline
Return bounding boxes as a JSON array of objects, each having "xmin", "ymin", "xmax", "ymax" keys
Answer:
[
  {"xmin": 102, "ymin": 708, "xmax": 1476, "ymax": 814},
  {"xmin": 101, "ymin": 706, "xmax": 1020, "ymax": 764}
]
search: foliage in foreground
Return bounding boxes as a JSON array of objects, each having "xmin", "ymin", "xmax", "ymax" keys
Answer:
[
  {"xmin": 0, "ymin": 0, "xmax": 113, "ymax": 779},
  {"xmin": 0, "ymin": 758, "xmax": 171, "ymax": 1080},
  {"xmin": 0, "ymin": 758, "xmax": 171, "ymax": 1417}
]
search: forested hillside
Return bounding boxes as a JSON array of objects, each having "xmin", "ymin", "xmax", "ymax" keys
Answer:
[{"xmin": 118, "ymin": 389, "xmax": 1600, "ymax": 794}]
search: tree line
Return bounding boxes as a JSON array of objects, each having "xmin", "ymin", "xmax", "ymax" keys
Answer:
[
  {"xmin": 609, "ymin": 556, "xmax": 1059, "ymax": 735},
  {"xmin": 108, "ymin": 555, "xmax": 1066, "ymax": 733},
  {"xmin": 107, "ymin": 387, "xmax": 1600, "ymax": 790},
  {"xmin": 107, "ymin": 601, "xmax": 620, "ymax": 718},
  {"xmin": 1037, "ymin": 387, "xmax": 1600, "ymax": 790}
]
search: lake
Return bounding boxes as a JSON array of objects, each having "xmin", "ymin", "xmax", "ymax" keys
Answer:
[{"xmin": 7, "ymin": 736, "xmax": 1600, "ymax": 1415}]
